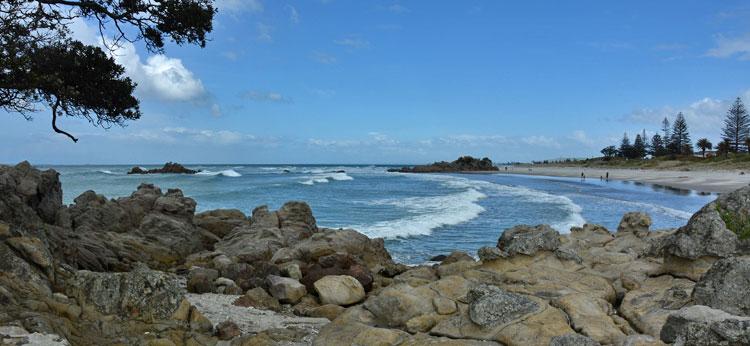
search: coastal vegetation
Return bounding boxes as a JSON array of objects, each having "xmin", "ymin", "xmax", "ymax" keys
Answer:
[{"xmin": 0, "ymin": 0, "xmax": 215, "ymax": 142}]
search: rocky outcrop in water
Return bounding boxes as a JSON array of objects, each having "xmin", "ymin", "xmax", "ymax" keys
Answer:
[
  {"xmin": 2, "ymin": 160, "xmax": 750, "ymax": 345},
  {"xmin": 127, "ymin": 162, "xmax": 198, "ymax": 174},
  {"xmin": 388, "ymin": 156, "xmax": 499, "ymax": 173}
]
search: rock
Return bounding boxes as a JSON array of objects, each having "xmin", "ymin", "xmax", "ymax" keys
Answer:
[
  {"xmin": 127, "ymin": 162, "xmax": 198, "ymax": 175},
  {"xmin": 430, "ymin": 254, "xmax": 448, "ymax": 262},
  {"xmin": 306, "ymin": 304, "xmax": 345, "ymax": 320},
  {"xmin": 232, "ymin": 287, "xmax": 282, "ymax": 312},
  {"xmin": 554, "ymin": 293, "xmax": 625, "ymax": 344},
  {"xmin": 617, "ymin": 212, "xmax": 652, "ymax": 237},
  {"xmin": 497, "ymin": 224, "xmax": 560, "ymax": 256},
  {"xmin": 280, "ymin": 262, "xmax": 303, "ymax": 280},
  {"xmin": 657, "ymin": 187, "xmax": 750, "ymax": 278},
  {"xmin": 619, "ymin": 275, "xmax": 695, "ymax": 337},
  {"xmin": 692, "ymin": 257, "xmax": 750, "ymax": 316},
  {"xmin": 467, "ymin": 285, "xmax": 540, "ymax": 327},
  {"xmin": 277, "ymin": 201, "xmax": 317, "ymax": 233},
  {"xmin": 477, "ymin": 246, "xmax": 505, "ymax": 262},
  {"xmin": 660, "ymin": 305, "xmax": 750, "ymax": 345},
  {"xmin": 313, "ymin": 319, "xmax": 410, "ymax": 346},
  {"xmin": 188, "ymin": 306, "xmax": 213, "ymax": 332},
  {"xmin": 363, "ymin": 283, "xmax": 437, "ymax": 328},
  {"xmin": 266, "ymin": 275, "xmax": 306, "ymax": 304},
  {"xmin": 64, "ymin": 263, "xmax": 184, "ymax": 322},
  {"xmin": 194, "ymin": 209, "xmax": 249, "ymax": 238},
  {"xmin": 550, "ymin": 333, "xmax": 601, "ymax": 346},
  {"xmin": 215, "ymin": 320, "xmax": 240, "ymax": 340},
  {"xmin": 301, "ymin": 258, "xmax": 374, "ymax": 293},
  {"xmin": 391, "ymin": 156, "xmax": 499, "ymax": 173},
  {"xmin": 187, "ymin": 268, "xmax": 218, "ymax": 293},
  {"xmin": 433, "ymin": 296, "xmax": 458, "ymax": 315},
  {"xmin": 314, "ymin": 275, "xmax": 366, "ymax": 306},
  {"xmin": 0, "ymin": 161, "xmax": 62, "ymax": 227},
  {"xmin": 616, "ymin": 334, "xmax": 666, "ymax": 346}
]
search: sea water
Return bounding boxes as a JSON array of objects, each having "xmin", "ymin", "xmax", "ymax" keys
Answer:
[{"xmin": 47, "ymin": 164, "xmax": 715, "ymax": 264}]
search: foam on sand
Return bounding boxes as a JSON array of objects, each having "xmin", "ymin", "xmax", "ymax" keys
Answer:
[{"xmin": 195, "ymin": 169, "xmax": 242, "ymax": 177}]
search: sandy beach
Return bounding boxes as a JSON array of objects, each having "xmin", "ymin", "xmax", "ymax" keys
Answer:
[{"xmin": 496, "ymin": 166, "xmax": 750, "ymax": 193}]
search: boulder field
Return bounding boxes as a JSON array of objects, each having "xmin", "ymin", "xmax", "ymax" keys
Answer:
[{"xmin": 1, "ymin": 161, "xmax": 749, "ymax": 345}]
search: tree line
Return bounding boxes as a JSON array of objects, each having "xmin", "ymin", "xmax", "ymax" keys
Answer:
[{"xmin": 601, "ymin": 97, "xmax": 750, "ymax": 160}]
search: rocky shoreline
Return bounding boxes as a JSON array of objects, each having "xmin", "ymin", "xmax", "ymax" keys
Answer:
[
  {"xmin": 128, "ymin": 162, "xmax": 198, "ymax": 175},
  {"xmin": 389, "ymin": 156, "xmax": 499, "ymax": 173},
  {"xmin": 1, "ymin": 161, "xmax": 749, "ymax": 345}
]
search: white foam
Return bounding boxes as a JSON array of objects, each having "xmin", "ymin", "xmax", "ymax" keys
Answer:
[
  {"xmin": 391, "ymin": 173, "xmax": 586, "ymax": 234},
  {"xmin": 196, "ymin": 169, "xmax": 242, "ymax": 177},
  {"xmin": 98, "ymin": 169, "xmax": 118, "ymax": 175},
  {"xmin": 570, "ymin": 193, "xmax": 693, "ymax": 220},
  {"xmin": 354, "ymin": 188, "xmax": 487, "ymax": 238},
  {"xmin": 298, "ymin": 172, "xmax": 354, "ymax": 185}
]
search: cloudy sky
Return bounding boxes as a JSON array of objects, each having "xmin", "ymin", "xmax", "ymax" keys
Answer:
[{"xmin": 4, "ymin": 1, "xmax": 750, "ymax": 164}]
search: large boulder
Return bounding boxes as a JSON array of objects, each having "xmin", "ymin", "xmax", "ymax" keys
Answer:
[
  {"xmin": 0, "ymin": 161, "xmax": 62, "ymax": 227},
  {"xmin": 497, "ymin": 224, "xmax": 560, "ymax": 256},
  {"xmin": 692, "ymin": 257, "xmax": 750, "ymax": 317},
  {"xmin": 266, "ymin": 275, "xmax": 306, "ymax": 304},
  {"xmin": 314, "ymin": 275, "xmax": 365, "ymax": 306},
  {"xmin": 660, "ymin": 305, "xmax": 750, "ymax": 345},
  {"xmin": 657, "ymin": 186, "xmax": 750, "ymax": 279},
  {"xmin": 194, "ymin": 209, "xmax": 249, "ymax": 239},
  {"xmin": 467, "ymin": 285, "xmax": 540, "ymax": 327},
  {"xmin": 363, "ymin": 283, "xmax": 437, "ymax": 328}
]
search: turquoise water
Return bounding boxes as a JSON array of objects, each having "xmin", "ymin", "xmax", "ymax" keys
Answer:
[{"xmin": 46, "ymin": 164, "xmax": 715, "ymax": 264}]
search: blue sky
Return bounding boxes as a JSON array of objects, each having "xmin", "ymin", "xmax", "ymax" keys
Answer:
[{"xmin": 4, "ymin": 0, "xmax": 750, "ymax": 164}]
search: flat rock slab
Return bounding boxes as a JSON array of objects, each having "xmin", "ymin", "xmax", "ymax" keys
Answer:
[{"xmin": 186, "ymin": 293, "xmax": 329, "ymax": 344}]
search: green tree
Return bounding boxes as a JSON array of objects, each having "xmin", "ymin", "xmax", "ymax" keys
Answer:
[
  {"xmin": 718, "ymin": 139, "xmax": 732, "ymax": 158},
  {"xmin": 600, "ymin": 146, "xmax": 617, "ymax": 160},
  {"xmin": 670, "ymin": 113, "xmax": 692, "ymax": 155},
  {"xmin": 633, "ymin": 134, "xmax": 646, "ymax": 159},
  {"xmin": 661, "ymin": 117, "xmax": 671, "ymax": 141},
  {"xmin": 619, "ymin": 133, "xmax": 632, "ymax": 159},
  {"xmin": 696, "ymin": 138, "xmax": 712, "ymax": 158},
  {"xmin": 650, "ymin": 134, "xmax": 666, "ymax": 156},
  {"xmin": 721, "ymin": 97, "xmax": 750, "ymax": 152},
  {"xmin": 0, "ymin": 0, "xmax": 216, "ymax": 142}
]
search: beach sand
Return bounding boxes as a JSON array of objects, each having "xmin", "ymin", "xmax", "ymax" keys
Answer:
[{"xmin": 494, "ymin": 166, "xmax": 750, "ymax": 193}]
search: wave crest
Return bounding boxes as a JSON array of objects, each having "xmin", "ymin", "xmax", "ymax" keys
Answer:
[{"xmin": 196, "ymin": 169, "xmax": 242, "ymax": 177}]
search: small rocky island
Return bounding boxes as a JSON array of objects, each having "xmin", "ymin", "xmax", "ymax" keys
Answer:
[
  {"xmin": 389, "ymin": 156, "xmax": 499, "ymax": 173},
  {"xmin": 1, "ymin": 161, "xmax": 750, "ymax": 345},
  {"xmin": 128, "ymin": 162, "xmax": 198, "ymax": 174}
]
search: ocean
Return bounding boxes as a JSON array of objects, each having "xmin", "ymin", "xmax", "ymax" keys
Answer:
[{"xmin": 46, "ymin": 164, "xmax": 716, "ymax": 264}]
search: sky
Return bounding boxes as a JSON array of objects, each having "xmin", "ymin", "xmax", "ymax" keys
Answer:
[{"xmin": 4, "ymin": 0, "xmax": 750, "ymax": 164}]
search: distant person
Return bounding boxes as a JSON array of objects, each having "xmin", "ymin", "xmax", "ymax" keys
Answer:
[
  {"xmin": 606, "ymin": 172, "xmax": 609, "ymax": 181},
  {"xmin": 600, "ymin": 175, "xmax": 603, "ymax": 180},
  {"xmin": 504, "ymin": 166, "xmax": 508, "ymax": 171},
  {"xmin": 581, "ymin": 172, "xmax": 585, "ymax": 180}
]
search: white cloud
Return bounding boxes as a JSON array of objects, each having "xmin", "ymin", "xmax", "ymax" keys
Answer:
[
  {"xmin": 625, "ymin": 96, "xmax": 728, "ymax": 132},
  {"xmin": 312, "ymin": 51, "xmax": 337, "ymax": 64},
  {"xmin": 70, "ymin": 19, "xmax": 206, "ymax": 102},
  {"xmin": 162, "ymin": 127, "xmax": 252, "ymax": 145},
  {"xmin": 242, "ymin": 90, "xmax": 292, "ymax": 103},
  {"xmin": 210, "ymin": 104, "xmax": 222, "ymax": 117},
  {"xmin": 334, "ymin": 36, "xmax": 370, "ymax": 49},
  {"xmin": 521, "ymin": 135, "xmax": 561, "ymax": 148},
  {"xmin": 706, "ymin": 33, "xmax": 750, "ymax": 59},
  {"xmin": 569, "ymin": 130, "xmax": 594, "ymax": 146},
  {"xmin": 387, "ymin": 4, "xmax": 410, "ymax": 14},
  {"xmin": 222, "ymin": 51, "xmax": 239, "ymax": 61},
  {"xmin": 257, "ymin": 23, "xmax": 273, "ymax": 42},
  {"xmin": 215, "ymin": 0, "xmax": 263, "ymax": 14},
  {"xmin": 286, "ymin": 5, "xmax": 300, "ymax": 23}
]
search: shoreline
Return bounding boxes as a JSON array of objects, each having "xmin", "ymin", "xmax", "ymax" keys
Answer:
[{"xmin": 492, "ymin": 166, "xmax": 750, "ymax": 194}]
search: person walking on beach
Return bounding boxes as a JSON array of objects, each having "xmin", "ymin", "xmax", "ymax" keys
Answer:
[
  {"xmin": 581, "ymin": 172, "xmax": 585, "ymax": 180},
  {"xmin": 606, "ymin": 172, "xmax": 609, "ymax": 181}
]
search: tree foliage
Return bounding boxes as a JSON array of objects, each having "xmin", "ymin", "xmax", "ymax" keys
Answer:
[
  {"xmin": 721, "ymin": 97, "xmax": 750, "ymax": 153},
  {"xmin": 696, "ymin": 138, "xmax": 712, "ymax": 158},
  {"xmin": 669, "ymin": 113, "xmax": 692, "ymax": 155},
  {"xmin": 0, "ymin": 0, "xmax": 215, "ymax": 142}
]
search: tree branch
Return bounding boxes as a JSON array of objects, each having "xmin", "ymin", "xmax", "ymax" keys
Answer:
[{"xmin": 51, "ymin": 99, "xmax": 78, "ymax": 142}]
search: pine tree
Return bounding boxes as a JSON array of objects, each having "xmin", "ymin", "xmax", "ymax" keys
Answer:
[
  {"xmin": 721, "ymin": 97, "xmax": 750, "ymax": 152},
  {"xmin": 651, "ymin": 134, "xmax": 666, "ymax": 156},
  {"xmin": 662, "ymin": 117, "xmax": 671, "ymax": 141},
  {"xmin": 633, "ymin": 134, "xmax": 646, "ymax": 159},
  {"xmin": 619, "ymin": 133, "xmax": 632, "ymax": 158},
  {"xmin": 670, "ymin": 113, "xmax": 692, "ymax": 155}
]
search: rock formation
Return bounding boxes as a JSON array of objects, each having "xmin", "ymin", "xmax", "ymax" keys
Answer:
[
  {"xmin": 127, "ymin": 162, "xmax": 198, "ymax": 174},
  {"xmin": 389, "ymin": 156, "xmax": 499, "ymax": 173},
  {"xmin": 1, "ymin": 160, "xmax": 749, "ymax": 345}
]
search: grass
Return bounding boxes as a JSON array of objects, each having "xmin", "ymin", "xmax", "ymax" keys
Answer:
[{"xmin": 716, "ymin": 203, "xmax": 750, "ymax": 240}]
